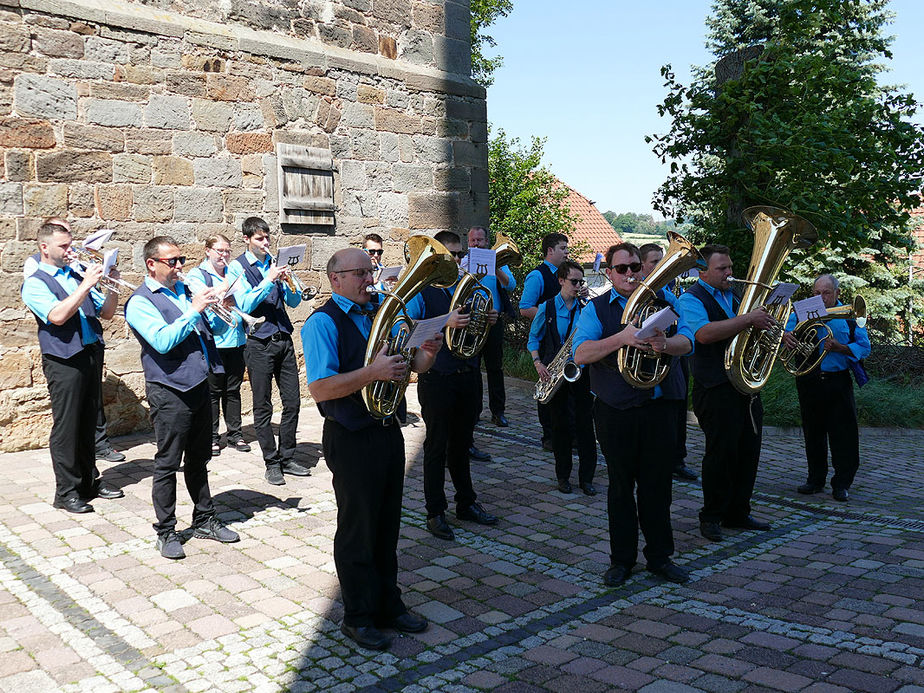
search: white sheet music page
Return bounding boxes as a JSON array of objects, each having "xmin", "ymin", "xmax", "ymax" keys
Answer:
[
  {"xmin": 466, "ymin": 248, "xmax": 496, "ymax": 277},
  {"xmin": 405, "ymin": 313, "xmax": 451, "ymax": 349},
  {"xmin": 634, "ymin": 306, "xmax": 678, "ymax": 340},
  {"xmin": 763, "ymin": 282, "xmax": 798, "ymax": 308},
  {"xmin": 276, "ymin": 244, "xmax": 307, "ymax": 267},
  {"xmin": 83, "ymin": 229, "xmax": 113, "ymax": 251},
  {"xmin": 793, "ymin": 295, "xmax": 828, "ymax": 323}
]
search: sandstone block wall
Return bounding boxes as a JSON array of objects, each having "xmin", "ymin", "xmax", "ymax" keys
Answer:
[{"xmin": 0, "ymin": 0, "xmax": 487, "ymax": 451}]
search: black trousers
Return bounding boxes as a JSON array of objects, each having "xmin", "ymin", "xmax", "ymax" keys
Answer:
[
  {"xmin": 208, "ymin": 345, "xmax": 245, "ymax": 443},
  {"xmin": 146, "ymin": 381, "xmax": 214, "ymax": 535},
  {"xmin": 675, "ymin": 356, "xmax": 690, "ymax": 466},
  {"xmin": 549, "ymin": 375, "xmax": 596, "ymax": 484},
  {"xmin": 478, "ymin": 319, "xmax": 506, "ymax": 417},
  {"xmin": 244, "ymin": 335, "xmax": 300, "ymax": 466},
  {"xmin": 42, "ymin": 347, "xmax": 101, "ymax": 502},
  {"xmin": 537, "ymin": 400, "xmax": 552, "ymax": 441},
  {"xmin": 323, "ymin": 419, "xmax": 407, "ymax": 627},
  {"xmin": 418, "ymin": 369, "xmax": 480, "ymax": 518},
  {"xmin": 91, "ymin": 342, "xmax": 111, "ymax": 454},
  {"xmin": 692, "ymin": 382, "xmax": 763, "ymax": 524},
  {"xmin": 796, "ymin": 370, "xmax": 859, "ymax": 490},
  {"xmin": 595, "ymin": 398, "xmax": 676, "ymax": 567}
]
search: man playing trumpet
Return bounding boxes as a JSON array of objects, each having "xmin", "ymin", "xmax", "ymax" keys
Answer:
[{"xmin": 22, "ymin": 221, "xmax": 124, "ymax": 514}]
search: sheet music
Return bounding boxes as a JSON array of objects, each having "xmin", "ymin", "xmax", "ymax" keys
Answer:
[
  {"xmin": 634, "ymin": 306, "xmax": 678, "ymax": 340},
  {"xmin": 276, "ymin": 244, "xmax": 307, "ymax": 267},
  {"xmin": 101, "ymin": 248, "xmax": 118, "ymax": 276},
  {"xmin": 764, "ymin": 282, "xmax": 798, "ymax": 308},
  {"xmin": 793, "ymin": 295, "xmax": 827, "ymax": 323},
  {"xmin": 82, "ymin": 229, "xmax": 113, "ymax": 251},
  {"xmin": 377, "ymin": 266, "xmax": 402, "ymax": 283},
  {"xmin": 465, "ymin": 248, "xmax": 496, "ymax": 277},
  {"xmin": 405, "ymin": 313, "xmax": 451, "ymax": 349}
]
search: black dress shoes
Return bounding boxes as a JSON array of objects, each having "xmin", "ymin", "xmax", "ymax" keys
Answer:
[
  {"xmin": 832, "ymin": 487, "xmax": 849, "ymax": 502},
  {"xmin": 92, "ymin": 483, "xmax": 124, "ymax": 500},
  {"xmin": 53, "ymin": 497, "xmax": 94, "ymax": 514},
  {"xmin": 798, "ymin": 482, "xmax": 824, "ymax": 494},
  {"xmin": 557, "ymin": 479, "xmax": 573, "ymax": 494},
  {"xmin": 491, "ymin": 413, "xmax": 509, "ymax": 427},
  {"xmin": 340, "ymin": 624, "xmax": 392, "ymax": 651},
  {"xmin": 426, "ymin": 514, "xmax": 455, "ymax": 541},
  {"xmin": 580, "ymin": 482, "xmax": 597, "ymax": 496},
  {"xmin": 603, "ymin": 564, "xmax": 633, "ymax": 586},
  {"xmin": 673, "ymin": 465, "xmax": 699, "ymax": 481},
  {"xmin": 723, "ymin": 515, "xmax": 771, "ymax": 531},
  {"xmin": 387, "ymin": 612, "xmax": 428, "ymax": 633},
  {"xmin": 456, "ymin": 502, "xmax": 498, "ymax": 525},
  {"xmin": 699, "ymin": 520, "xmax": 723, "ymax": 541},
  {"xmin": 281, "ymin": 460, "xmax": 311, "ymax": 476},
  {"xmin": 648, "ymin": 560, "xmax": 692, "ymax": 584},
  {"xmin": 468, "ymin": 446, "xmax": 492, "ymax": 462}
]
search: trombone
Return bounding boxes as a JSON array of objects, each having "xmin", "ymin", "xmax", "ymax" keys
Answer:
[
  {"xmin": 176, "ymin": 271, "xmax": 266, "ymax": 335},
  {"xmin": 68, "ymin": 246, "xmax": 138, "ymax": 295}
]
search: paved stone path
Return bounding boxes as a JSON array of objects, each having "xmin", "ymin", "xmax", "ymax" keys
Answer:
[{"xmin": 0, "ymin": 376, "xmax": 922, "ymax": 692}]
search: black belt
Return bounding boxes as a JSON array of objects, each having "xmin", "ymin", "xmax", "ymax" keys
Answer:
[
  {"xmin": 248, "ymin": 331, "xmax": 291, "ymax": 343},
  {"xmin": 819, "ymin": 369, "xmax": 849, "ymax": 380},
  {"xmin": 421, "ymin": 366, "xmax": 478, "ymax": 378},
  {"xmin": 325, "ymin": 415, "xmax": 399, "ymax": 428}
]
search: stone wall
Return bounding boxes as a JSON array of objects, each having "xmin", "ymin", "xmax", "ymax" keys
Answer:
[{"xmin": 0, "ymin": 0, "xmax": 487, "ymax": 451}]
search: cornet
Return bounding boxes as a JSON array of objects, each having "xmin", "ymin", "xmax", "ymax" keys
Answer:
[
  {"xmin": 176, "ymin": 272, "xmax": 266, "ymax": 335},
  {"xmin": 68, "ymin": 246, "xmax": 137, "ymax": 295}
]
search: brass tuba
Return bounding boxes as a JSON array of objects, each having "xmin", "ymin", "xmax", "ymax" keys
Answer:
[
  {"xmin": 492, "ymin": 231, "xmax": 522, "ymax": 271},
  {"xmin": 781, "ymin": 295, "xmax": 867, "ymax": 377},
  {"xmin": 362, "ymin": 235, "xmax": 458, "ymax": 418},
  {"xmin": 615, "ymin": 231, "xmax": 705, "ymax": 389},
  {"xmin": 724, "ymin": 206, "xmax": 817, "ymax": 394}
]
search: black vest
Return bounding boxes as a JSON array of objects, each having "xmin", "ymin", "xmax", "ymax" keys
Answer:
[
  {"xmin": 29, "ymin": 268, "xmax": 103, "ymax": 359},
  {"xmin": 588, "ymin": 292, "xmax": 686, "ymax": 409},
  {"xmin": 534, "ymin": 263, "xmax": 560, "ymax": 305},
  {"xmin": 234, "ymin": 253, "xmax": 293, "ymax": 338},
  {"xmin": 311, "ymin": 298, "xmax": 406, "ymax": 430},
  {"xmin": 421, "ymin": 285, "xmax": 480, "ymax": 374},
  {"xmin": 126, "ymin": 282, "xmax": 223, "ymax": 392},
  {"xmin": 685, "ymin": 282, "xmax": 739, "ymax": 389},
  {"xmin": 538, "ymin": 296, "xmax": 578, "ymax": 366}
]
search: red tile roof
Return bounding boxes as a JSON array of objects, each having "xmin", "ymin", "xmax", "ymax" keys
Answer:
[
  {"xmin": 911, "ymin": 201, "xmax": 924, "ymax": 273},
  {"xmin": 559, "ymin": 180, "xmax": 622, "ymax": 263}
]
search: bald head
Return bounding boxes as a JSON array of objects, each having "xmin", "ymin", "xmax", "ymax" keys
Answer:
[
  {"xmin": 327, "ymin": 248, "xmax": 370, "ymax": 276},
  {"xmin": 328, "ymin": 247, "xmax": 375, "ymax": 303}
]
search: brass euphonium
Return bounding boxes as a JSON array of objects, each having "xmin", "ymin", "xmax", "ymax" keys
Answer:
[
  {"xmin": 362, "ymin": 235, "xmax": 458, "ymax": 418},
  {"xmin": 724, "ymin": 206, "xmax": 817, "ymax": 394},
  {"xmin": 616, "ymin": 231, "xmax": 705, "ymax": 389},
  {"xmin": 491, "ymin": 231, "xmax": 522, "ymax": 271},
  {"xmin": 781, "ymin": 295, "xmax": 867, "ymax": 377}
]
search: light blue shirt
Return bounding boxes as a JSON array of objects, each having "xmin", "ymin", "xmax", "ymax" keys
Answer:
[
  {"xmin": 784, "ymin": 302, "xmax": 871, "ymax": 372},
  {"xmin": 519, "ymin": 261, "xmax": 557, "ymax": 309},
  {"xmin": 226, "ymin": 250, "xmax": 301, "ymax": 314},
  {"xmin": 527, "ymin": 293, "xmax": 582, "ymax": 352},
  {"xmin": 301, "ymin": 293, "xmax": 373, "ymax": 384},
  {"xmin": 480, "ymin": 266, "xmax": 516, "ymax": 311},
  {"xmin": 186, "ymin": 261, "xmax": 245, "ymax": 349},
  {"xmin": 21, "ymin": 261, "xmax": 105, "ymax": 345},
  {"xmin": 677, "ymin": 279, "xmax": 736, "ymax": 339},
  {"xmin": 125, "ymin": 277, "xmax": 213, "ymax": 360}
]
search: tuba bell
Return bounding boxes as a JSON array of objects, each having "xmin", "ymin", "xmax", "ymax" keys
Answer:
[
  {"xmin": 724, "ymin": 206, "xmax": 817, "ymax": 394},
  {"xmin": 781, "ymin": 295, "xmax": 867, "ymax": 377},
  {"xmin": 362, "ymin": 235, "xmax": 458, "ymax": 418},
  {"xmin": 492, "ymin": 231, "xmax": 522, "ymax": 271},
  {"xmin": 615, "ymin": 231, "xmax": 705, "ymax": 389}
]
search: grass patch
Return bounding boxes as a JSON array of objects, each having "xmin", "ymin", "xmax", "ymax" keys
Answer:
[{"xmin": 502, "ymin": 344, "xmax": 539, "ymax": 382}]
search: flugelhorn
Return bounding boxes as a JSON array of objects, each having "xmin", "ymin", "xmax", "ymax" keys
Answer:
[
  {"xmin": 724, "ymin": 206, "xmax": 817, "ymax": 394},
  {"xmin": 615, "ymin": 231, "xmax": 704, "ymax": 389},
  {"xmin": 68, "ymin": 246, "xmax": 137, "ymax": 295},
  {"xmin": 283, "ymin": 256, "xmax": 319, "ymax": 300},
  {"xmin": 363, "ymin": 235, "xmax": 458, "ymax": 418},
  {"xmin": 781, "ymin": 295, "xmax": 867, "ymax": 377},
  {"xmin": 176, "ymin": 272, "xmax": 266, "ymax": 335}
]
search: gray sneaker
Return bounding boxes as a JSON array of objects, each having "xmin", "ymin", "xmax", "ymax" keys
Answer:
[
  {"xmin": 265, "ymin": 465, "xmax": 285, "ymax": 485},
  {"xmin": 156, "ymin": 531, "xmax": 185, "ymax": 559},
  {"xmin": 193, "ymin": 516, "xmax": 240, "ymax": 543}
]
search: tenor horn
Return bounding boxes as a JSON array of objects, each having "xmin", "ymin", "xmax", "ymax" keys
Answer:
[{"xmin": 781, "ymin": 295, "xmax": 867, "ymax": 377}]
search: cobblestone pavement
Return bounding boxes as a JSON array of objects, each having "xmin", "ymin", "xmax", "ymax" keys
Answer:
[{"xmin": 1, "ymin": 376, "xmax": 923, "ymax": 692}]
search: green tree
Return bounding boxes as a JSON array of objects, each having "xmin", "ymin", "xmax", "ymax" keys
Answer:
[
  {"xmin": 648, "ymin": 0, "xmax": 924, "ymax": 342},
  {"xmin": 488, "ymin": 127, "xmax": 577, "ymax": 285},
  {"xmin": 470, "ymin": 0, "xmax": 513, "ymax": 88}
]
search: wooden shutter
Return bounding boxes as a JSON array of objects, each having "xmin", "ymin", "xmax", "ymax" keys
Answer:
[{"xmin": 276, "ymin": 143, "xmax": 335, "ymax": 226}]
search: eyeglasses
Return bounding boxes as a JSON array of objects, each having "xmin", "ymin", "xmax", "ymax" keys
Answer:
[
  {"xmin": 449, "ymin": 251, "xmax": 466, "ymax": 258},
  {"xmin": 609, "ymin": 262, "xmax": 642, "ymax": 274},
  {"xmin": 154, "ymin": 256, "xmax": 186, "ymax": 268},
  {"xmin": 364, "ymin": 248, "xmax": 384, "ymax": 256},
  {"xmin": 209, "ymin": 247, "xmax": 232, "ymax": 255},
  {"xmin": 334, "ymin": 267, "xmax": 375, "ymax": 278},
  {"xmin": 566, "ymin": 278, "xmax": 586, "ymax": 286}
]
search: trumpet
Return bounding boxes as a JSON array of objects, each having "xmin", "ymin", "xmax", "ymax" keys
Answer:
[
  {"xmin": 283, "ymin": 257, "xmax": 319, "ymax": 300},
  {"xmin": 176, "ymin": 272, "xmax": 266, "ymax": 335},
  {"xmin": 68, "ymin": 246, "xmax": 137, "ymax": 295}
]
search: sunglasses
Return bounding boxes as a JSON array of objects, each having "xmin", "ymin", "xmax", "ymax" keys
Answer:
[
  {"xmin": 449, "ymin": 251, "xmax": 466, "ymax": 258},
  {"xmin": 364, "ymin": 248, "xmax": 384, "ymax": 256},
  {"xmin": 566, "ymin": 278, "xmax": 586, "ymax": 286},
  {"xmin": 335, "ymin": 267, "xmax": 375, "ymax": 278},
  {"xmin": 155, "ymin": 256, "xmax": 186, "ymax": 268},
  {"xmin": 610, "ymin": 262, "xmax": 642, "ymax": 274}
]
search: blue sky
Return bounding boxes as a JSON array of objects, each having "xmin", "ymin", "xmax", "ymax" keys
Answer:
[{"xmin": 485, "ymin": 0, "xmax": 924, "ymax": 218}]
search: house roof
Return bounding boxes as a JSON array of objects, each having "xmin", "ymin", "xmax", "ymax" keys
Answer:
[
  {"xmin": 912, "ymin": 202, "xmax": 924, "ymax": 273},
  {"xmin": 559, "ymin": 180, "xmax": 622, "ymax": 263}
]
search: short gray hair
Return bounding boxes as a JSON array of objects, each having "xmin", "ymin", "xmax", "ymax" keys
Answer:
[{"xmin": 815, "ymin": 273, "xmax": 839, "ymax": 290}]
